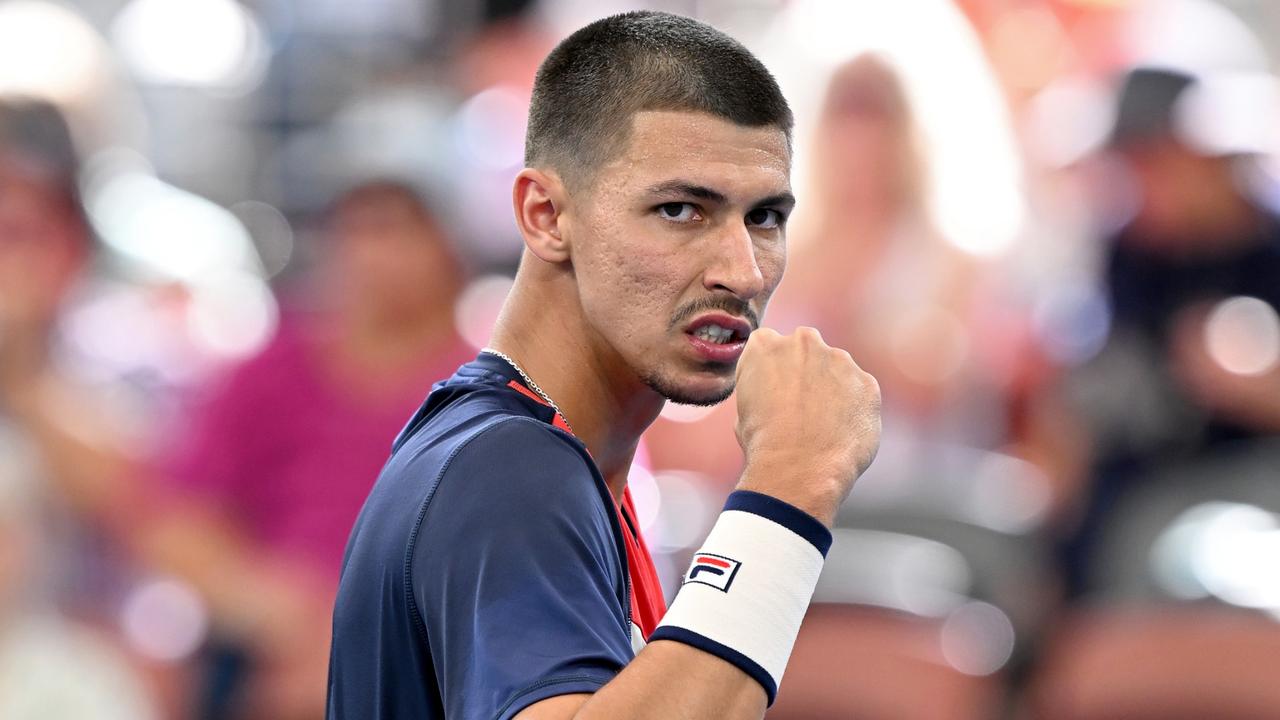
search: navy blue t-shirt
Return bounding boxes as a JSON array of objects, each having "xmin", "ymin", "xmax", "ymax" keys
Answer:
[{"xmin": 327, "ymin": 354, "xmax": 637, "ymax": 719}]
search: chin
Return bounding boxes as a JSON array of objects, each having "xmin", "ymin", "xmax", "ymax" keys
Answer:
[{"xmin": 641, "ymin": 368, "xmax": 736, "ymax": 407}]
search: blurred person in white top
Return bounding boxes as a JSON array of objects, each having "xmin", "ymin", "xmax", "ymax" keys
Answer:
[{"xmin": 0, "ymin": 96, "xmax": 158, "ymax": 720}]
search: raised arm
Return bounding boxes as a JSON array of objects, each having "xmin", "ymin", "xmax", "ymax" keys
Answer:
[{"xmin": 517, "ymin": 327, "xmax": 881, "ymax": 719}]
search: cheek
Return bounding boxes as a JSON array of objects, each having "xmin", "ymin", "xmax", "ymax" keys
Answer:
[
  {"xmin": 577, "ymin": 231, "xmax": 685, "ymax": 342},
  {"xmin": 759, "ymin": 241, "xmax": 787, "ymax": 296}
]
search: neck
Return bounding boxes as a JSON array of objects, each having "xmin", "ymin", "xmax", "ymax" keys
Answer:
[{"xmin": 488, "ymin": 252, "xmax": 665, "ymax": 500}]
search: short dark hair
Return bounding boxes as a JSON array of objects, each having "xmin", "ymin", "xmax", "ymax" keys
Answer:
[
  {"xmin": 0, "ymin": 97, "xmax": 90, "ymax": 241},
  {"xmin": 524, "ymin": 11, "xmax": 793, "ymax": 186}
]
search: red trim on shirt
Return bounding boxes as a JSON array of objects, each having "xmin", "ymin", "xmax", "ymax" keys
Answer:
[
  {"xmin": 507, "ymin": 379, "xmax": 547, "ymax": 405},
  {"xmin": 506, "ymin": 376, "xmax": 667, "ymax": 636},
  {"xmin": 507, "ymin": 380, "xmax": 574, "ymax": 434},
  {"xmin": 618, "ymin": 487, "xmax": 667, "ymax": 638}
]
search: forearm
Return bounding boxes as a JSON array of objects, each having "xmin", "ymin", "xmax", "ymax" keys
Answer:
[
  {"xmin": 521, "ymin": 328, "xmax": 879, "ymax": 720},
  {"xmin": 734, "ymin": 461, "xmax": 845, "ymax": 527},
  {"xmin": 569, "ymin": 640, "xmax": 767, "ymax": 719},
  {"xmin": 520, "ymin": 490, "xmax": 832, "ymax": 720}
]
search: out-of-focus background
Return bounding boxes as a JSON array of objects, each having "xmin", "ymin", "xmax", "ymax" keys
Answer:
[{"xmin": 2, "ymin": 0, "xmax": 1280, "ymax": 718}]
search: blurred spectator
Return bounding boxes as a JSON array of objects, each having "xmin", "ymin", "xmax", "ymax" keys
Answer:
[
  {"xmin": 0, "ymin": 96, "xmax": 158, "ymax": 719},
  {"xmin": 0, "ymin": 98, "xmax": 127, "ymax": 506},
  {"xmin": 764, "ymin": 55, "xmax": 1024, "ymax": 720},
  {"xmin": 774, "ymin": 53, "xmax": 989, "ymax": 430},
  {"xmin": 0, "ymin": 433, "xmax": 156, "ymax": 720},
  {"xmin": 140, "ymin": 179, "xmax": 474, "ymax": 719},
  {"xmin": 1027, "ymin": 65, "xmax": 1280, "ymax": 720},
  {"xmin": 1052, "ymin": 66, "xmax": 1280, "ymax": 596}
]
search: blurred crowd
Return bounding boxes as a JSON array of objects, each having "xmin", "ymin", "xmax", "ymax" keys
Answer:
[{"xmin": 2, "ymin": 0, "xmax": 1280, "ymax": 718}]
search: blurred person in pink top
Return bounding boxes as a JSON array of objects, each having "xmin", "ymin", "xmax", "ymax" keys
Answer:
[
  {"xmin": 0, "ymin": 95, "xmax": 473, "ymax": 718},
  {"xmin": 147, "ymin": 179, "xmax": 474, "ymax": 719}
]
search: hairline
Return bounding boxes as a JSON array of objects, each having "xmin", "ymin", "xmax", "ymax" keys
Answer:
[{"xmin": 532, "ymin": 108, "xmax": 794, "ymax": 192}]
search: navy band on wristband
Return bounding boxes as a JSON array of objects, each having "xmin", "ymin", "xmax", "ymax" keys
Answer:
[
  {"xmin": 647, "ymin": 626, "xmax": 778, "ymax": 704},
  {"xmin": 723, "ymin": 490, "xmax": 833, "ymax": 557}
]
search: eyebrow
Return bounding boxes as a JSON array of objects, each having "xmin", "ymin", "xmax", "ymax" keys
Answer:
[
  {"xmin": 645, "ymin": 180, "xmax": 796, "ymax": 210},
  {"xmin": 756, "ymin": 193, "xmax": 797, "ymax": 211}
]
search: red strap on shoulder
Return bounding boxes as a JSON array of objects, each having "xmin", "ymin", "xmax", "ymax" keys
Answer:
[
  {"xmin": 507, "ymin": 380, "xmax": 573, "ymax": 432},
  {"xmin": 617, "ymin": 487, "xmax": 667, "ymax": 638}
]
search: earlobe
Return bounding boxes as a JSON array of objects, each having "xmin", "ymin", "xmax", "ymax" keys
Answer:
[{"xmin": 513, "ymin": 168, "xmax": 571, "ymax": 263}]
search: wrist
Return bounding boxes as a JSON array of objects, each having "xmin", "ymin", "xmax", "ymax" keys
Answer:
[
  {"xmin": 651, "ymin": 490, "xmax": 832, "ymax": 704},
  {"xmin": 736, "ymin": 458, "xmax": 844, "ymax": 528}
]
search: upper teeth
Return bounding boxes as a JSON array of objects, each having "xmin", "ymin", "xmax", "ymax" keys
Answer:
[{"xmin": 694, "ymin": 324, "xmax": 734, "ymax": 344}]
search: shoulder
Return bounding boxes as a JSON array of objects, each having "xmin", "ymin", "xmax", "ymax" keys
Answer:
[
  {"xmin": 402, "ymin": 413, "xmax": 615, "ymax": 559},
  {"xmin": 431, "ymin": 415, "xmax": 597, "ymax": 511},
  {"xmin": 407, "ymin": 415, "xmax": 622, "ymax": 608},
  {"xmin": 406, "ymin": 414, "xmax": 626, "ymax": 603}
]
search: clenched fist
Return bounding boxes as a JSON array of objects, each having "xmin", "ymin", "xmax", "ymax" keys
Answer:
[{"xmin": 734, "ymin": 327, "xmax": 881, "ymax": 526}]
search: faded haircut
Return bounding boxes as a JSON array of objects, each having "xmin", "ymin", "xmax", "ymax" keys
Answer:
[{"xmin": 524, "ymin": 10, "xmax": 793, "ymax": 187}]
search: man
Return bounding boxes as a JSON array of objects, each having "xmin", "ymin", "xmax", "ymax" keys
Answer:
[{"xmin": 327, "ymin": 11, "xmax": 881, "ymax": 720}]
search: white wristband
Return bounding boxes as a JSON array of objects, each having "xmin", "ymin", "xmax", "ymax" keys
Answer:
[{"xmin": 649, "ymin": 491, "xmax": 831, "ymax": 704}]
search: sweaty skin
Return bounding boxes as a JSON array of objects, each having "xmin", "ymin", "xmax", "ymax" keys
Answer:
[{"xmin": 490, "ymin": 110, "xmax": 881, "ymax": 720}]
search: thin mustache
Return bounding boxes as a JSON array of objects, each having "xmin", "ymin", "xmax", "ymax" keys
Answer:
[{"xmin": 669, "ymin": 297, "xmax": 759, "ymax": 332}]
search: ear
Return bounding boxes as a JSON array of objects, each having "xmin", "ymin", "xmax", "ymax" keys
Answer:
[{"xmin": 512, "ymin": 168, "xmax": 571, "ymax": 263}]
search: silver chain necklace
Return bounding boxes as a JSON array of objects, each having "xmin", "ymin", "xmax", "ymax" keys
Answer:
[{"xmin": 481, "ymin": 347, "xmax": 574, "ymax": 434}]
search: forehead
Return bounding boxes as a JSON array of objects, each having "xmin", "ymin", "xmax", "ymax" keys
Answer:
[{"xmin": 594, "ymin": 110, "xmax": 792, "ymax": 200}]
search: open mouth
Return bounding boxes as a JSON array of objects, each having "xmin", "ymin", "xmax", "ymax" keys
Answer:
[
  {"xmin": 684, "ymin": 313, "xmax": 753, "ymax": 348},
  {"xmin": 691, "ymin": 323, "xmax": 746, "ymax": 345}
]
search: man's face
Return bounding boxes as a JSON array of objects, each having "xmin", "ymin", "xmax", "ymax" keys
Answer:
[{"xmin": 562, "ymin": 110, "xmax": 793, "ymax": 405}]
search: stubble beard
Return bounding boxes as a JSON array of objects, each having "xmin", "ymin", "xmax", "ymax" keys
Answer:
[{"xmin": 640, "ymin": 365, "xmax": 737, "ymax": 407}]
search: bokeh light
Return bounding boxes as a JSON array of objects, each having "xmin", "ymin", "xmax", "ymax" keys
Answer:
[
  {"xmin": 111, "ymin": 0, "xmax": 267, "ymax": 91},
  {"xmin": 627, "ymin": 464, "xmax": 660, "ymax": 533},
  {"xmin": 120, "ymin": 577, "xmax": 209, "ymax": 662},
  {"xmin": 649, "ymin": 471, "xmax": 716, "ymax": 553},
  {"xmin": 453, "ymin": 87, "xmax": 529, "ymax": 171},
  {"xmin": 815, "ymin": 529, "xmax": 973, "ymax": 617},
  {"xmin": 1203, "ymin": 296, "xmax": 1280, "ymax": 376},
  {"xmin": 1152, "ymin": 502, "xmax": 1280, "ymax": 614},
  {"xmin": 658, "ymin": 402, "xmax": 716, "ymax": 424},
  {"xmin": 454, "ymin": 274, "xmax": 515, "ymax": 350},
  {"xmin": 0, "ymin": 1, "xmax": 107, "ymax": 102},
  {"xmin": 940, "ymin": 601, "xmax": 1016, "ymax": 676},
  {"xmin": 1032, "ymin": 279, "xmax": 1112, "ymax": 366}
]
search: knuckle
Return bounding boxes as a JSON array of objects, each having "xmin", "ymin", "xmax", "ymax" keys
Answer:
[
  {"xmin": 796, "ymin": 326, "xmax": 821, "ymax": 342},
  {"xmin": 864, "ymin": 373, "xmax": 883, "ymax": 404},
  {"xmin": 752, "ymin": 328, "xmax": 780, "ymax": 344}
]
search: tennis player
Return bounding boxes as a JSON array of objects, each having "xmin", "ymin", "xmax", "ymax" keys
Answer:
[{"xmin": 327, "ymin": 10, "xmax": 881, "ymax": 719}]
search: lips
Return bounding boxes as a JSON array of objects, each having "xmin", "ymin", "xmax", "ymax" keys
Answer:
[{"xmin": 683, "ymin": 313, "xmax": 752, "ymax": 363}]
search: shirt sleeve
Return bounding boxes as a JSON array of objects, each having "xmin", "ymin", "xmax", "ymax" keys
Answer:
[{"xmin": 409, "ymin": 417, "xmax": 633, "ymax": 720}]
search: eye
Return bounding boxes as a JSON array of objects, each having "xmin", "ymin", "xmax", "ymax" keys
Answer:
[
  {"xmin": 656, "ymin": 202, "xmax": 700, "ymax": 223},
  {"xmin": 746, "ymin": 208, "xmax": 784, "ymax": 230}
]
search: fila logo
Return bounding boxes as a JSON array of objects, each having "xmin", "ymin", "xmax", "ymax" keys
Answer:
[{"xmin": 683, "ymin": 553, "xmax": 741, "ymax": 592}]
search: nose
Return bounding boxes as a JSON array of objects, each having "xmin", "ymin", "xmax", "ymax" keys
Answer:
[{"xmin": 702, "ymin": 220, "xmax": 765, "ymax": 300}]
